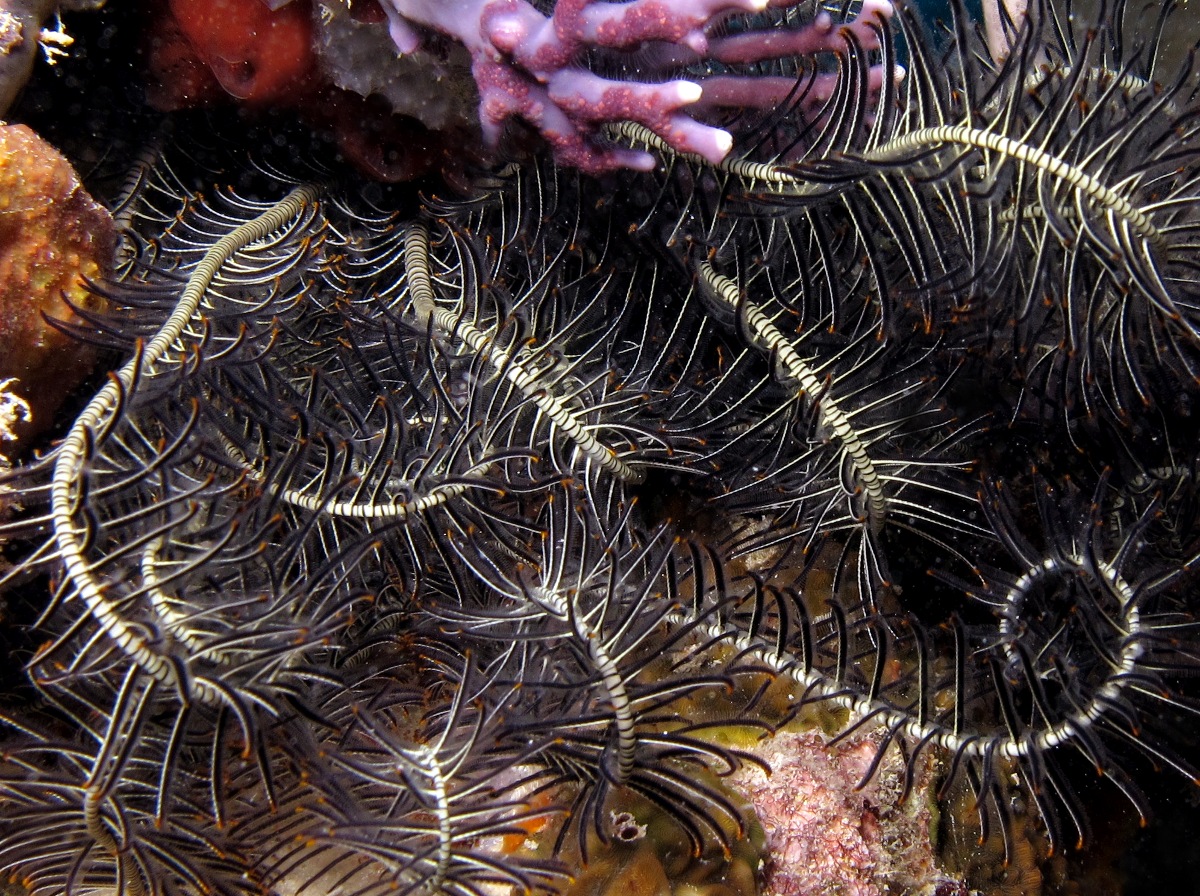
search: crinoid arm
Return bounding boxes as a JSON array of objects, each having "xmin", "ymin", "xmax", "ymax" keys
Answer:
[{"xmin": 418, "ymin": 482, "xmax": 773, "ymax": 862}]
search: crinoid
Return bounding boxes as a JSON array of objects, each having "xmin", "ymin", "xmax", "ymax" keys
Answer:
[
  {"xmin": 0, "ymin": 143, "xmax": 775, "ymax": 893},
  {"xmin": 3, "ymin": 0, "xmax": 1200, "ymax": 893}
]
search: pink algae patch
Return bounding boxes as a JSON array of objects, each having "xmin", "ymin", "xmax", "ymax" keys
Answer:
[{"xmin": 731, "ymin": 728, "xmax": 958, "ymax": 896}]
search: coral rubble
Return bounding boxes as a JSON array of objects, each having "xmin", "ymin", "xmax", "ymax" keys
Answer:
[{"xmin": 733, "ymin": 728, "xmax": 947, "ymax": 896}]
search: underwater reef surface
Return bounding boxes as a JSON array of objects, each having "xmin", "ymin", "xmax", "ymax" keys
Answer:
[
  {"xmin": 2, "ymin": 1, "xmax": 1200, "ymax": 895},
  {"xmin": 0, "ymin": 121, "xmax": 113, "ymax": 440}
]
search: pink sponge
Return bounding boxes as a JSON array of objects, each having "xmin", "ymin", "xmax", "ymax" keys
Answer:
[{"xmin": 380, "ymin": 0, "xmax": 895, "ymax": 173}]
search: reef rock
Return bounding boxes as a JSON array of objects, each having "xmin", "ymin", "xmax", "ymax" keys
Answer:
[
  {"xmin": 732, "ymin": 727, "xmax": 959, "ymax": 896},
  {"xmin": 0, "ymin": 122, "xmax": 112, "ymax": 441}
]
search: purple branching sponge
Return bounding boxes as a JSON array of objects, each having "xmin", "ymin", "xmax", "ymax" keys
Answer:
[{"xmin": 379, "ymin": 0, "xmax": 895, "ymax": 172}]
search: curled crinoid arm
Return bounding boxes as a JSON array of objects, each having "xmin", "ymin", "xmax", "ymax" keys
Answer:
[
  {"xmin": 41, "ymin": 183, "xmax": 335, "ymax": 711},
  {"xmin": 378, "ymin": 0, "xmax": 895, "ymax": 172},
  {"xmin": 657, "ymin": 492, "xmax": 1194, "ymax": 859},
  {"xmin": 926, "ymin": 472, "xmax": 1200, "ymax": 853}
]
